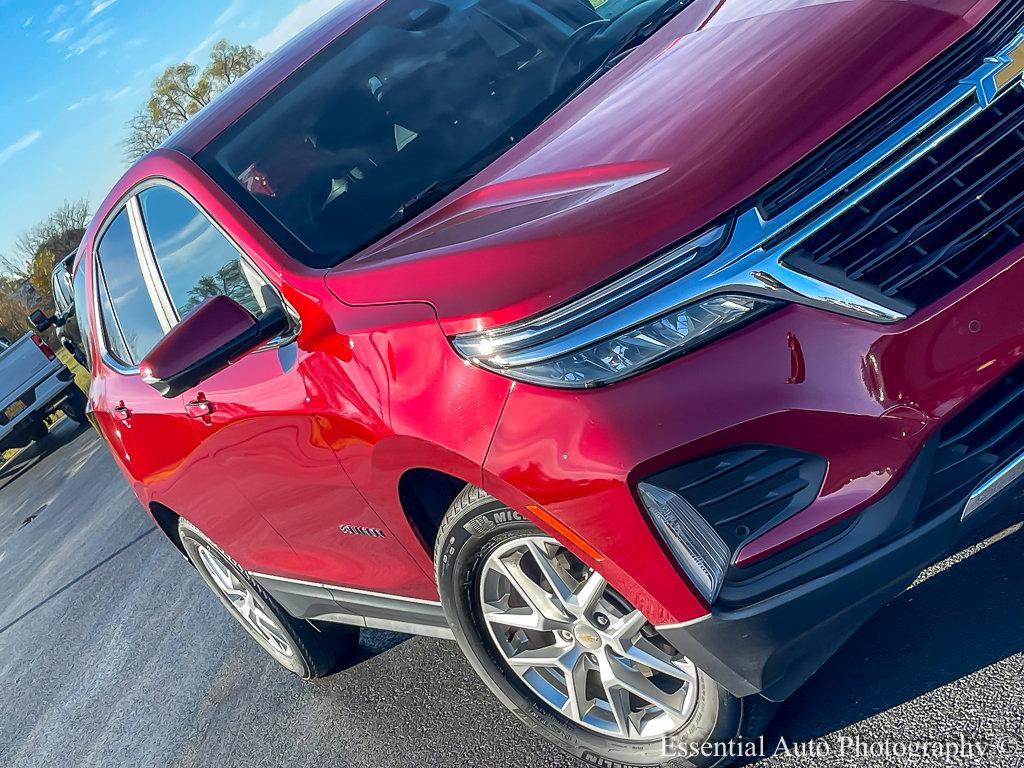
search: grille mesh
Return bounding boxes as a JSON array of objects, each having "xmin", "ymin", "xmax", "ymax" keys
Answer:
[
  {"xmin": 922, "ymin": 364, "xmax": 1024, "ymax": 518},
  {"xmin": 759, "ymin": 1, "xmax": 1024, "ymax": 217},
  {"xmin": 788, "ymin": 85, "xmax": 1024, "ymax": 308}
]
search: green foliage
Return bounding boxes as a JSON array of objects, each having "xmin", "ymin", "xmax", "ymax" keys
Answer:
[
  {"xmin": 184, "ymin": 261, "xmax": 260, "ymax": 315},
  {"xmin": 0, "ymin": 199, "xmax": 88, "ymax": 343},
  {"xmin": 123, "ymin": 39, "xmax": 264, "ymax": 164}
]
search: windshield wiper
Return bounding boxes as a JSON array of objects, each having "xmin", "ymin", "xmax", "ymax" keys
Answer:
[
  {"xmin": 555, "ymin": 0, "xmax": 691, "ymax": 112},
  {"xmin": 605, "ymin": 0, "xmax": 690, "ymax": 62},
  {"xmin": 390, "ymin": 171, "xmax": 480, "ymax": 227}
]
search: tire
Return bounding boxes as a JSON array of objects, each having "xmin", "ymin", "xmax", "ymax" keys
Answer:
[
  {"xmin": 178, "ymin": 518, "xmax": 359, "ymax": 679},
  {"xmin": 61, "ymin": 387, "xmax": 88, "ymax": 425},
  {"xmin": 435, "ymin": 486, "xmax": 771, "ymax": 768},
  {"xmin": 30, "ymin": 420, "xmax": 48, "ymax": 443}
]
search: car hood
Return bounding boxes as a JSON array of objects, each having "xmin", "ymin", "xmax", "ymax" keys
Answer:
[{"xmin": 325, "ymin": 0, "xmax": 995, "ymax": 334}]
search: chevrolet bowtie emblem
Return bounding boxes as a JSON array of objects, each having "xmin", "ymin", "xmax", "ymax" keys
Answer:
[
  {"xmin": 994, "ymin": 35, "xmax": 1024, "ymax": 90},
  {"xmin": 971, "ymin": 32, "xmax": 1024, "ymax": 108}
]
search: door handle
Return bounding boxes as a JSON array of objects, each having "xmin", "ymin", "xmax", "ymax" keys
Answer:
[
  {"xmin": 185, "ymin": 399, "xmax": 214, "ymax": 419},
  {"xmin": 112, "ymin": 404, "xmax": 132, "ymax": 422}
]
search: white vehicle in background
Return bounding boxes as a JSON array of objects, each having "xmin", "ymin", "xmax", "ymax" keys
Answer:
[{"xmin": 0, "ymin": 333, "xmax": 87, "ymax": 456}]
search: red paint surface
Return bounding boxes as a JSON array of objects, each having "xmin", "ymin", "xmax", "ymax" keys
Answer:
[{"xmin": 81, "ymin": 0, "xmax": 1015, "ymax": 625}]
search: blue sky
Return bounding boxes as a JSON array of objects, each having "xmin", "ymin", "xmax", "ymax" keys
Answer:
[{"xmin": 0, "ymin": 0, "xmax": 345, "ymax": 264}]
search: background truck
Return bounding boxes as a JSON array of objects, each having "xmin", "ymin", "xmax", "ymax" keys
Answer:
[{"xmin": 0, "ymin": 333, "xmax": 88, "ymax": 455}]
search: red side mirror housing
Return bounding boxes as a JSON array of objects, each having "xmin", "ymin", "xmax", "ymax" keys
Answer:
[{"xmin": 141, "ymin": 296, "xmax": 289, "ymax": 398}]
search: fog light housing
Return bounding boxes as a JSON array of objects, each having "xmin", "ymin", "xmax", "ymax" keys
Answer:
[{"xmin": 637, "ymin": 482, "xmax": 731, "ymax": 604}]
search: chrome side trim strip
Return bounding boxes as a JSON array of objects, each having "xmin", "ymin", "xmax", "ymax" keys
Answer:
[
  {"xmin": 455, "ymin": 28, "xmax": 1024, "ymax": 367},
  {"xmin": 249, "ymin": 571, "xmax": 443, "ymax": 607},
  {"xmin": 962, "ymin": 450, "xmax": 1024, "ymax": 521},
  {"xmin": 654, "ymin": 614, "xmax": 710, "ymax": 632},
  {"xmin": 251, "ymin": 571, "xmax": 454, "ymax": 640}
]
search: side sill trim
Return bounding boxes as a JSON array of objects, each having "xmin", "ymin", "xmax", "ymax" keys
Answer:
[{"xmin": 250, "ymin": 571, "xmax": 455, "ymax": 641}]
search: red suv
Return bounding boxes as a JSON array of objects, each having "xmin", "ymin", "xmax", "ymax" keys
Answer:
[{"xmin": 79, "ymin": 0, "xmax": 1024, "ymax": 764}]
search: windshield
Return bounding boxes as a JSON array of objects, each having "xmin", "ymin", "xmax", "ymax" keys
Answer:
[{"xmin": 197, "ymin": 0, "xmax": 686, "ymax": 268}]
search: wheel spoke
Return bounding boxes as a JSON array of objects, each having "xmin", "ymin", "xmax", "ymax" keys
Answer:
[
  {"xmin": 487, "ymin": 556, "xmax": 572, "ymax": 629},
  {"xmin": 561, "ymin": 648, "xmax": 590, "ymax": 723},
  {"xmin": 607, "ymin": 609, "xmax": 648, "ymax": 650},
  {"xmin": 599, "ymin": 650, "xmax": 690, "ymax": 726},
  {"xmin": 505, "ymin": 645, "xmax": 567, "ymax": 669},
  {"xmin": 624, "ymin": 638, "xmax": 697, "ymax": 687},
  {"xmin": 573, "ymin": 570, "xmax": 607, "ymax": 614},
  {"xmin": 524, "ymin": 539, "xmax": 575, "ymax": 610},
  {"xmin": 483, "ymin": 604, "xmax": 567, "ymax": 632}
]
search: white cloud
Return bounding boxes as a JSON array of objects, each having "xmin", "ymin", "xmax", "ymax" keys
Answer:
[
  {"xmin": 66, "ymin": 86, "xmax": 133, "ymax": 113},
  {"xmin": 254, "ymin": 0, "xmax": 345, "ymax": 52},
  {"xmin": 216, "ymin": 0, "xmax": 245, "ymax": 26},
  {"xmin": 48, "ymin": 4, "xmax": 68, "ymax": 23},
  {"xmin": 67, "ymin": 96, "xmax": 97, "ymax": 112},
  {"xmin": 67, "ymin": 23, "xmax": 115, "ymax": 56},
  {"xmin": 48, "ymin": 27, "xmax": 72, "ymax": 43},
  {"xmin": 86, "ymin": 0, "xmax": 118, "ymax": 19},
  {"xmin": 105, "ymin": 86, "xmax": 133, "ymax": 101},
  {"xmin": 24, "ymin": 17, "xmax": 34, "ymax": 27},
  {"xmin": 0, "ymin": 131, "xmax": 43, "ymax": 166},
  {"xmin": 185, "ymin": 32, "xmax": 221, "ymax": 63}
]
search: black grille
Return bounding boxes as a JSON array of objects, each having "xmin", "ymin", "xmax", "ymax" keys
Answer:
[
  {"xmin": 786, "ymin": 85, "xmax": 1024, "ymax": 309},
  {"xmin": 644, "ymin": 446, "xmax": 826, "ymax": 554},
  {"xmin": 760, "ymin": 1, "xmax": 1024, "ymax": 217},
  {"xmin": 921, "ymin": 364, "xmax": 1024, "ymax": 518}
]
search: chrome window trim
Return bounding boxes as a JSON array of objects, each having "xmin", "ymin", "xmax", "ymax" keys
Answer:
[
  {"xmin": 90, "ymin": 177, "xmax": 301, "ymax": 379},
  {"xmin": 126, "ymin": 196, "xmax": 177, "ymax": 334},
  {"xmin": 455, "ymin": 28, "xmax": 1024, "ymax": 367},
  {"xmin": 134, "ymin": 178, "xmax": 301, "ymax": 350},
  {"xmin": 92, "ymin": 204, "xmax": 143, "ymax": 375},
  {"xmin": 94, "ymin": 254, "xmax": 141, "ymax": 376}
]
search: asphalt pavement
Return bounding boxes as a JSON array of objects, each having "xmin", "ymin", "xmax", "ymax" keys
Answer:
[{"xmin": 1, "ymin": 420, "xmax": 1022, "ymax": 767}]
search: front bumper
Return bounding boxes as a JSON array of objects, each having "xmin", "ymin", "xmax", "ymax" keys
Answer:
[
  {"xmin": 657, "ymin": 436, "xmax": 1021, "ymax": 701},
  {"xmin": 483, "ymin": 238, "xmax": 1024, "ymax": 680}
]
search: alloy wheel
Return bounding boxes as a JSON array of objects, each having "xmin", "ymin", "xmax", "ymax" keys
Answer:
[
  {"xmin": 478, "ymin": 536, "xmax": 699, "ymax": 740},
  {"xmin": 195, "ymin": 544, "xmax": 295, "ymax": 658}
]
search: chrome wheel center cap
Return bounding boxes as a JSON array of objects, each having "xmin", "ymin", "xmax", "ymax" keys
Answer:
[{"xmin": 573, "ymin": 624, "xmax": 602, "ymax": 650}]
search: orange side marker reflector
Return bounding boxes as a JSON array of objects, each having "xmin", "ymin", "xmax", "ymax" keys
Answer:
[{"xmin": 526, "ymin": 505, "xmax": 604, "ymax": 562}]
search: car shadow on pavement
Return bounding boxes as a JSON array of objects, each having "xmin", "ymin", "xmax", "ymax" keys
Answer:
[
  {"xmin": 348, "ymin": 628, "xmax": 411, "ymax": 665},
  {"xmin": 0, "ymin": 420, "xmax": 90, "ymax": 492},
  {"xmin": 757, "ymin": 502, "xmax": 1024, "ymax": 757},
  {"xmin": 0, "ymin": 527, "xmax": 157, "ymax": 635}
]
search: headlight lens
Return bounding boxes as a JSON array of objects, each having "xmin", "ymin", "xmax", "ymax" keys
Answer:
[{"xmin": 462, "ymin": 294, "xmax": 776, "ymax": 388}]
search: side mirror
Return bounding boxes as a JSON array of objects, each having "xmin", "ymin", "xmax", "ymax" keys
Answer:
[
  {"xmin": 29, "ymin": 308, "xmax": 54, "ymax": 333},
  {"xmin": 140, "ymin": 295, "xmax": 289, "ymax": 398}
]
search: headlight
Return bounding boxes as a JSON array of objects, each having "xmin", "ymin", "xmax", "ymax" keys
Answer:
[
  {"xmin": 452, "ymin": 223, "xmax": 779, "ymax": 388},
  {"xmin": 637, "ymin": 482, "xmax": 730, "ymax": 604}
]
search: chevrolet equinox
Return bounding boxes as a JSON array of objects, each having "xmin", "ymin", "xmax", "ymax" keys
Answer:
[{"xmin": 78, "ymin": 0, "xmax": 1024, "ymax": 765}]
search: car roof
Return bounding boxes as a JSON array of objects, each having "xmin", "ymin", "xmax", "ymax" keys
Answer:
[{"xmin": 164, "ymin": 0, "xmax": 383, "ymax": 158}]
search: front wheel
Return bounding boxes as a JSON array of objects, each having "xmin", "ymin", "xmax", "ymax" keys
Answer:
[
  {"xmin": 435, "ymin": 487, "xmax": 769, "ymax": 767},
  {"xmin": 178, "ymin": 518, "xmax": 358, "ymax": 679}
]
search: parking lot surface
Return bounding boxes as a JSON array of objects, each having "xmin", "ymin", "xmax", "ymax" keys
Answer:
[{"xmin": 1, "ymin": 421, "xmax": 1022, "ymax": 767}]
